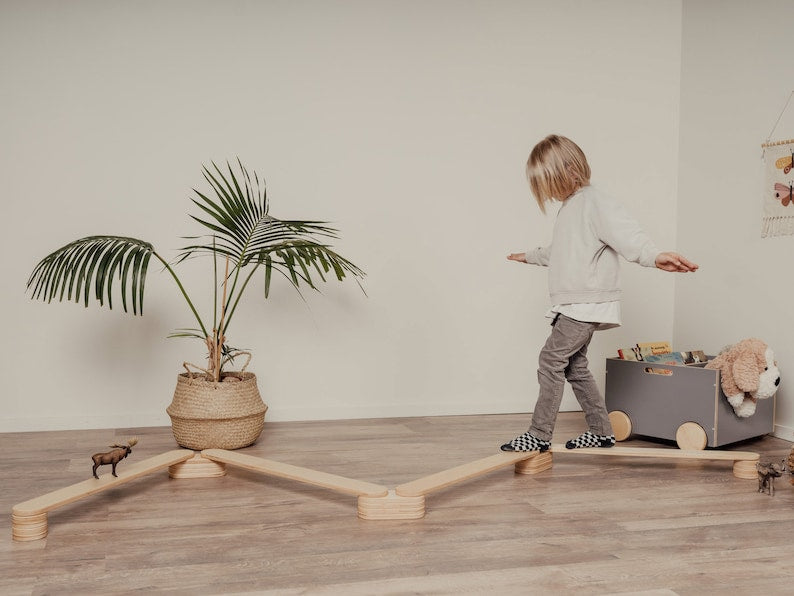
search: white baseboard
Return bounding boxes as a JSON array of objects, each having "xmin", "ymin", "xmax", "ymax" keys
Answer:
[
  {"xmin": 0, "ymin": 413, "xmax": 171, "ymax": 433},
  {"xmin": 0, "ymin": 399, "xmax": 585, "ymax": 433},
  {"xmin": 4, "ymin": 409, "xmax": 792, "ymax": 447},
  {"xmin": 773, "ymin": 422, "xmax": 794, "ymax": 442}
]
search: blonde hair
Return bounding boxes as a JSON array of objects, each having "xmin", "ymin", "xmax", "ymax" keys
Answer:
[{"xmin": 526, "ymin": 134, "xmax": 591, "ymax": 213}]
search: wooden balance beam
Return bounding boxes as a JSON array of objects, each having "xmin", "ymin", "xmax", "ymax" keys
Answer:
[
  {"xmin": 200, "ymin": 449, "xmax": 389, "ymax": 498},
  {"xmin": 395, "ymin": 451, "xmax": 550, "ymax": 497},
  {"xmin": 12, "ymin": 449, "xmax": 194, "ymax": 541},
  {"xmin": 359, "ymin": 444, "xmax": 760, "ymax": 520},
  {"xmin": 547, "ymin": 443, "xmax": 760, "ymax": 478},
  {"xmin": 11, "ymin": 443, "xmax": 763, "ymax": 538}
]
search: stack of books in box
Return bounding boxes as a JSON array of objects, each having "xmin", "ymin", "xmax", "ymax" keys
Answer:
[{"xmin": 617, "ymin": 342, "xmax": 706, "ymax": 365}]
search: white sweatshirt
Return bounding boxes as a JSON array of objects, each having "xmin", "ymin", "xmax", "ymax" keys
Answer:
[{"xmin": 525, "ymin": 185, "xmax": 660, "ymax": 305}]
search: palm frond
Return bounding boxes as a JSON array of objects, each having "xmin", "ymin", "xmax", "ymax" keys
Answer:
[
  {"xmin": 220, "ymin": 344, "xmax": 245, "ymax": 368},
  {"xmin": 179, "ymin": 161, "xmax": 365, "ymax": 340},
  {"xmin": 27, "ymin": 236, "xmax": 155, "ymax": 315},
  {"xmin": 178, "ymin": 160, "xmax": 341, "ymax": 268},
  {"xmin": 266, "ymin": 243, "xmax": 362, "ymax": 290},
  {"xmin": 167, "ymin": 328, "xmax": 206, "ymax": 340}
]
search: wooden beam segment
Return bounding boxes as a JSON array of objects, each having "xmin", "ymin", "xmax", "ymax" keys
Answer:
[
  {"xmin": 201, "ymin": 449, "xmax": 389, "ymax": 498},
  {"xmin": 13, "ymin": 449, "xmax": 195, "ymax": 517},
  {"xmin": 395, "ymin": 451, "xmax": 539, "ymax": 497},
  {"xmin": 549, "ymin": 444, "xmax": 759, "ymax": 461}
]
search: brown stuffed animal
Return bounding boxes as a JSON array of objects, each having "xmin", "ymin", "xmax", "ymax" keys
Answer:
[{"xmin": 705, "ymin": 338, "xmax": 780, "ymax": 417}]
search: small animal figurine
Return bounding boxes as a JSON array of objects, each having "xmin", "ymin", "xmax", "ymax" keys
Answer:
[
  {"xmin": 91, "ymin": 438, "xmax": 138, "ymax": 479},
  {"xmin": 756, "ymin": 460, "xmax": 785, "ymax": 496}
]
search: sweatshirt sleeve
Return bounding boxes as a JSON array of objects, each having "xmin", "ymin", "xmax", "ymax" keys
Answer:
[
  {"xmin": 525, "ymin": 246, "xmax": 550, "ymax": 266},
  {"xmin": 591, "ymin": 193, "xmax": 660, "ymax": 268}
]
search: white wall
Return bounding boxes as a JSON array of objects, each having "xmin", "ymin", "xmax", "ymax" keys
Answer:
[
  {"xmin": 0, "ymin": 0, "xmax": 682, "ymax": 432},
  {"xmin": 676, "ymin": 0, "xmax": 794, "ymax": 439}
]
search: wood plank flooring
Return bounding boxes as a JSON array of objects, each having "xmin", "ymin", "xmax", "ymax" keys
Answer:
[{"xmin": 2, "ymin": 413, "xmax": 793, "ymax": 595}]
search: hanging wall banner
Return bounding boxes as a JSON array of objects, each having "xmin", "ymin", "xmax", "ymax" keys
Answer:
[{"xmin": 762, "ymin": 139, "xmax": 794, "ymax": 238}]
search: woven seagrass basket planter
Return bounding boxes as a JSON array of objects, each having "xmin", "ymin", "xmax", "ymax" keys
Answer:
[{"xmin": 167, "ymin": 371, "xmax": 267, "ymax": 450}]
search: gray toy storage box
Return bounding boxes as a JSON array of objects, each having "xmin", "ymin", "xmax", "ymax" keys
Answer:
[{"xmin": 604, "ymin": 357, "xmax": 775, "ymax": 447}]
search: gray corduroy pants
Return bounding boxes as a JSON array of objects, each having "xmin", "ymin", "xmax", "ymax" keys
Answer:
[{"xmin": 528, "ymin": 314, "xmax": 613, "ymax": 441}]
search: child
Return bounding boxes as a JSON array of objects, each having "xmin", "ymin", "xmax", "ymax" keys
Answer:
[{"xmin": 501, "ymin": 135, "xmax": 698, "ymax": 453}]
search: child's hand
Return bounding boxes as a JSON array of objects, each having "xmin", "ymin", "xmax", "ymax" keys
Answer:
[
  {"xmin": 655, "ymin": 252, "xmax": 698, "ymax": 272},
  {"xmin": 507, "ymin": 253, "xmax": 528, "ymax": 263}
]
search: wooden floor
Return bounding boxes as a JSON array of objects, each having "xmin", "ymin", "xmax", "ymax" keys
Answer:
[{"xmin": 2, "ymin": 412, "xmax": 794, "ymax": 595}]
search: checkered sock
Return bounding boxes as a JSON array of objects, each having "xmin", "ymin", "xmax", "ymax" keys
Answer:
[
  {"xmin": 565, "ymin": 431, "xmax": 615, "ymax": 449},
  {"xmin": 500, "ymin": 432, "xmax": 551, "ymax": 452}
]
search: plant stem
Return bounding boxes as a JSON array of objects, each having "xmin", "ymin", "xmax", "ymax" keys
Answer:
[
  {"xmin": 215, "ymin": 256, "xmax": 230, "ymax": 381},
  {"xmin": 212, "ymin": 236, "xmax": 218, "ymax": 334},
  {"xmin": 221, "ymin": 214, "xmax": 261, "ymax": 330},
  {"xmin": 220, "ymin": 261, "xmax": 261, "ymax": 337},
  {"xmin": 152, "ymin": 252, "xmax": 208, "ymax": 338},
  {"xmin": 220, "ymin": 251, "xmax": 246, "ymax": 339}
]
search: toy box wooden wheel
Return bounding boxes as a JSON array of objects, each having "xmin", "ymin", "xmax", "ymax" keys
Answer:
[
  {"xmin": 608, "ymin": 410, "xmax": 632, "ymax": 441},
  {"xmin": 675, "ymin": 422, "xmax": 707, "ymax": 450}
]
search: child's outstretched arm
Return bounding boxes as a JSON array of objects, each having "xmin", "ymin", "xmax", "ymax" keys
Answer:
[
  {"xmin": 655, "ymin": 251, "xmax": 698, "ymax": 273},
  {"xmin": 508, "ymin": 246, "xmax": 550, "ymax": 266}
]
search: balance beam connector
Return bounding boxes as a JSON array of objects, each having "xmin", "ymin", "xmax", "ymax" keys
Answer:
[{"xmin": 358, "ymin": 450, "xmax": 550, "ymax": 520}]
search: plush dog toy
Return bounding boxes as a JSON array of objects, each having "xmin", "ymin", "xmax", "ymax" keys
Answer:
[{"xmin": 705, "ymin": 338, "xmax": 780, "ymax": 417}]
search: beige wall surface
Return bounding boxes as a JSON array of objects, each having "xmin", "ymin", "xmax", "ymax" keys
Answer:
[
  {"xmin": 1, "ymin": 1, "xmax": 682, "ymax": 431},
  {"xmin": 676, "ymin": 0, "xmax": 794, "ymax": 439}
]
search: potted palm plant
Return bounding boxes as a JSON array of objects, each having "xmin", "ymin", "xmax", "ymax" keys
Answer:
[{"xmin": 26, "ymin": 160, "xmax": 364, "ymax": 449}]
